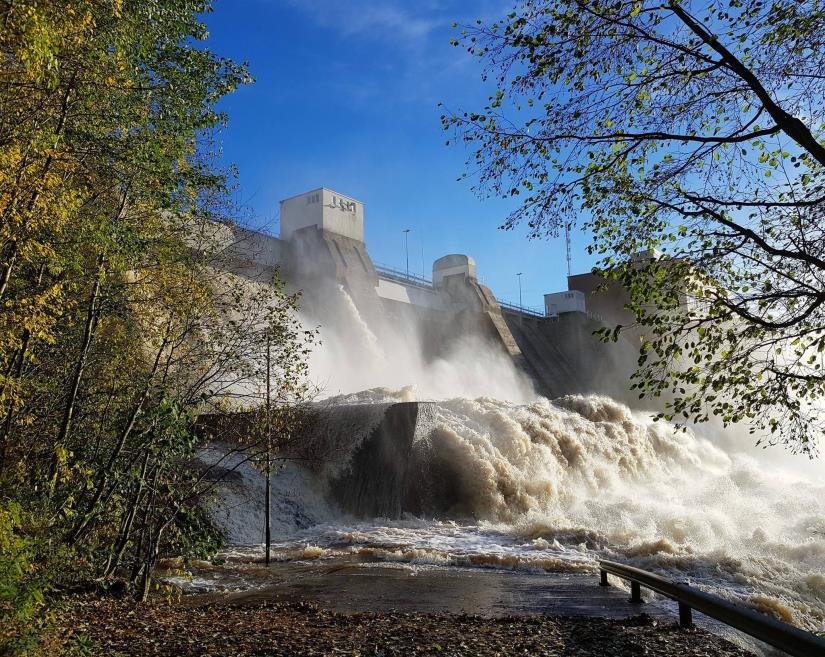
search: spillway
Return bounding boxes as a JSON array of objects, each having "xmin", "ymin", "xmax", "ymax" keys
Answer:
[
  {"xmin": 190, "ymin": 188, "xmax": 825, "ymax": 639},
  {"xmin": 202, "ymin": 394, "xmax": 825, "ymax": 636}
]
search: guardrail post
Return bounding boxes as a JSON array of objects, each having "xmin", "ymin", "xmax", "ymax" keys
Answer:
[
  {"xmin": 600, "ymin": 570, "xmax": 609, "ymax": 587},
  {"xmin": 679, "ymin": 602, "xmax": 693, "ymax": 628},
  {"xmin": 598, "ymin": 560, "xmax": 825, "ymax": 655},
  {"xmin": 630, "ymin": 581, "xmax": 642, "ymax": 603}
]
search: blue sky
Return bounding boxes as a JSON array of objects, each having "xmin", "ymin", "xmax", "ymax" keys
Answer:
[{"xmin": 203, "ymin": 0, "xmax": 598, "ymax": 309}]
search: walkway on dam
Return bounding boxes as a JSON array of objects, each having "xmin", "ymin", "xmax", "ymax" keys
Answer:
[
  {"xmin": 181, "ymin": 559, "xmax": 755, "ymax": 652},
  {"xmin": 191, "ymin": 561, "xmax": 662, "ymax": 618}
]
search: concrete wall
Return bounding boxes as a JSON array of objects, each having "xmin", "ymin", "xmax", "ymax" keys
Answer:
[
  {"xmin": 329, "ymin": 402, "xmax": 422, "ymax": 518},
  {"xmin": 502, "ymin": 309, "xmax": 639, "ymax": 402},
  {"xmin": 231, "ymin": 227, "xmax": 284, "ymax": 270},
  {"xmin": 280, "ymin": 187, "xmax": 364, "ymax": 242},
  {"xmin": 320, "ymin": 188, "xmax": 364, "ymax": 242},
  {"xmin": 545, "ymin": 290, "xmax": 585, "ymax": 317},
  {"xmin": 197, "ymin": 187, "xmax": 644, "ymax": 405},
  {"xmin": 376, "ymin": 278, "xmax": 447, "ymax": 310},
  {"xmin": 433, "ymin": 254, "xmax": 477, "ymax": 287},
  {"xmin": 568, "ymin": 272, "xmax": 635, "ymax": 327}
]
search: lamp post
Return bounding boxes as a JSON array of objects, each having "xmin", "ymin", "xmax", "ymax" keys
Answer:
[
  {"xmin": 517, "ymin": 272, "xmax": 523, "ymax": 310},
  {"xmin": 403, "ymin": 229, "xmax": 411, "ymax": 278}
]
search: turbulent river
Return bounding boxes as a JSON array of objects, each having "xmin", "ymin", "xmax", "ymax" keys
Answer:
[{"xmin": 188, "ymin": 388, "xmax": 825, "ymax": 636}]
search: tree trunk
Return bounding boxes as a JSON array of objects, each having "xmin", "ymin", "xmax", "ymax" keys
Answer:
[
  {"xmin": 0, "ymin": 264, "xmax": 46, "ymax": 472},
  {"xmin": 139, "ymin": 514, "xmax": 175, "ymax": 602},
  {"xmin": 265, "ymin": 459, "xmax": 271, "ymax": 566},
  {"xmin": 130, "ymin": 465, "xmax": 158, "ymax": 585},
  {"xmin": 49, "ymin": 253, "xmax": 104, "ymax": 492},
  {"xmin": 69, "ymin": 331, "xmax": 167, "ymax": 543},
  {"xmin": 139, "ymin": 523, "xmax": 162, "ymax": 602},
  {"xmin": 0, "ymin": 242, "xmax": 18, "ymax": 304},
  {"xmin": 102, "ymin": 450, "xmax": 150, "ymax": 578},
  {"xmin": 264, "ymin": 335, "xmax": 272, "ymax": 566},
  {"xmin": 0, "ymin": 70, "xmax": 77, "ymax": 301}
]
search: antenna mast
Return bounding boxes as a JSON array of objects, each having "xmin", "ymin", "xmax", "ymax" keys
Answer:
[{"xmin": 565, "ymin": 223, "xmax": 572, "ymax": 277}]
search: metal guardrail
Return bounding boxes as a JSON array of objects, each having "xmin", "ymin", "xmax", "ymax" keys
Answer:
[
  {"xmin": 599, "ymin": 560, "xmax": 825, "ymax": 657},
  {"xmin": 498, "ymin": 299, "xmax": 546, "ymax": 318},
  {"xmin": 374, "ymin": 263, "xmax": 434, "ymax": 290},
  {"xmin": 374, "ymin": 265, "xmax": 604, "ymax": 323},
  {"xmin": 375, "ymin": 265, "xmax": 548, "ymax": 319}
]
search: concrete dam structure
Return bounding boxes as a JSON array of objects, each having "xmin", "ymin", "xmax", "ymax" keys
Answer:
[
  {"xmin": 190, "ymin": 188, "xmax": 825, "ymax": 638},
  {"xmin": 206, "ymin": 186, "xmax": 639, "ymax": 402}
]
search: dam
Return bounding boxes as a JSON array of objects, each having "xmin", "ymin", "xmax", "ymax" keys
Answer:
[
  {"xmin": 189, "ymin": 187, "xmax": 825, "ymax": 640},
  {"xmin": 198, "ymin": 186, "xmax": 640, "ymax": 402}
]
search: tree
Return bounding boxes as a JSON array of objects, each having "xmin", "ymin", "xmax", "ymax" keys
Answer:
[
  {"xmin": 443, "ymin": 0, "xmax": 825, "ymax": 454},
  {"xmin": 191, "ymin": 255, "xmax": 319, "ymax": 566},
  {"xmin": 0, "ymin": 0, "xmax": 315, "ymax": 647},
  {"xmin": 79, "ymin": 254, "xmax": 317, "ymax": 601}
]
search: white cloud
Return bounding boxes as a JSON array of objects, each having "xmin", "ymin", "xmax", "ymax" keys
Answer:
[
  {"xmin": 265, "ymin": 0, "xmax": 512, "ymax": 107},
  {"xmin": 283, "ymin": 0, "xmax": 443, "ymax": 44}
]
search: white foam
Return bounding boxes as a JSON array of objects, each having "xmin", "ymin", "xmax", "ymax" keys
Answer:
[{"xmin": 204, "ymin": 392, "xmax": 825, "ymax": 633}]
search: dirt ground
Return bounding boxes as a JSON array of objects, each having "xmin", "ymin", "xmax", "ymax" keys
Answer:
[{"xmin": 58, "ymin": 595, "xmax": 755, "ymax": 657}]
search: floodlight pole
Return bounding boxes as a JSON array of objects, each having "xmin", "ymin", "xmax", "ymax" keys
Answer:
[{"xmin": 403, "ymin": 229, "xmax": 411, "ymax": 278}]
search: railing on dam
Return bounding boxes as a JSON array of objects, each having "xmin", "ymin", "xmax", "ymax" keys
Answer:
[
  {"xmin": 375, "ymin": 263, "xmax": 434, "ymax": 290},
  {"xmin": 375, "ymin": 266, "xmax": 605, "ymax": 324},
  {"xmin": 498, "ymin": 300, "xmax": 546, "ymax": 319},
  {"xmin": 598, "ymin": 560, "xmax": 825, "ymax": 657}
]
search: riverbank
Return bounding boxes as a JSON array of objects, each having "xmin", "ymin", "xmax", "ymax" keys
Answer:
[{"xmin": 60, "ymin": 594, "xmax": 755, "ymax": 657}]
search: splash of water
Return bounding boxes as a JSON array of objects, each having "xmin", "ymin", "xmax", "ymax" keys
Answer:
[
  {"xmin": 206, "ymin": 278, "xmax": 824, "ymax": 633},
  {"xmin": 206, "ymin": 391, "xmax": 825, "ymax": 634},
  {"xmin": 302, "ymin": 285, "xmax": 536, "ymax": 402},
  {"xmin": 407, "ymin": 394, "xmax": 825, "ymax": 632}
]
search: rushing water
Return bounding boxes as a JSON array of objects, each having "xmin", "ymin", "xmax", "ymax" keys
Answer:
[{"xmin": 196, "ymin": 389, "xmax": 825, "ymax": 635}]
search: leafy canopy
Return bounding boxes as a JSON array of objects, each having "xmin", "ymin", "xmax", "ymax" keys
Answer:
[
  {"xmin": 444, "ymin": 0, "xmax": 825, "ymax": 454},
  {"xmin": 0, "ymin": 0, "xmax": 316, "ymax": 647}
]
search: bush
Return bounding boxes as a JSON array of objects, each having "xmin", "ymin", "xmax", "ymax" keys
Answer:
[{"xmin": 0, "ymin": 501, "xmax": 47, "ymax": 656}]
